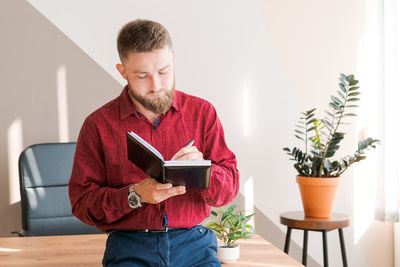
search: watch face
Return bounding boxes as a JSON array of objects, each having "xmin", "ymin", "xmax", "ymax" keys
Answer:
[{"xmin": 128, "ymin": 192, "xmax": 141, "ymax": 209}]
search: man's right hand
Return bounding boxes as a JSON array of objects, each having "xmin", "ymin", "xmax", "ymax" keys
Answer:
[{"xmin": 133, "ymin": 177, "xmax": 186, "ymax": 204}]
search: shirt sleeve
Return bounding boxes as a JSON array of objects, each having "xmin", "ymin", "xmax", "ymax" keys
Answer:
[
  {"xmin": 68, "ymin": 117, "xmax": 133, "ymax": 226},
  {"xmin": 200, "ymin": 104, "xmax": 239, "ymax": 207}
]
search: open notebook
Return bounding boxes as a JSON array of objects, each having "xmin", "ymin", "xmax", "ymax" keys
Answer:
[{"xmin": 126, "ymin": 131, "xmax": 211, "ymax": 189}]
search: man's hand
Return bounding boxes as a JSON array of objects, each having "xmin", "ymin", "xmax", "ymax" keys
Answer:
[
  {"xmin": 133, "ymin": 177, "xmax": 186, "ymax": 204},
  {"xmin": 171, "ymin": 146, "xmax": 203, "ymax": 161}
]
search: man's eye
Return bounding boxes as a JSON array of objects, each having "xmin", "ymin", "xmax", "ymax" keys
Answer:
[
  {"xmin": 137, "ymin": 75, "xmax": 147, "ymax": 79},
  {"xmin": 159, "ymin": 70, "xmax": 168, "ymax": 75}
]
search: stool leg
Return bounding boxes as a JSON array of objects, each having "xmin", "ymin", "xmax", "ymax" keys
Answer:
[
  {"xmin": 284, "ymin": 227, "xmax": 292, "ymax": 254},
  {"xmin": 322, "ymin": 230, "xmax": 329, "ymax": 267},
  {"xmin": 302, "ymin": 230, "xmax": 308, "ymax": 266},
  {"xmin": 338, "ymin": 228, "xmax": 348, "ymax": 267}
]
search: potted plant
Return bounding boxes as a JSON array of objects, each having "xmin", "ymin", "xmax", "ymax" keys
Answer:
[
  {"xmin": 206, "ymin": 204, "xmax": 255, "ymax": 264},
  {"xmin": 283, "ymin": 73, "xmax": 380, "ymax": 218}
]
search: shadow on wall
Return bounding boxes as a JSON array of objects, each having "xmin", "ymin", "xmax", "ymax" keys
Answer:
[{"xmin": 0, "ymin": 0, "xmax": 121, "ymax": 237}]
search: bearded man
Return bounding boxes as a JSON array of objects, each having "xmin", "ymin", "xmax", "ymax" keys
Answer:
[{"xmin": 69, "ymin": 19, "xmax": 239, "ymax": 267}]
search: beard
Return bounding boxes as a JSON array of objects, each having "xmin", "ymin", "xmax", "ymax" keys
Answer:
[{"xmin": 128, "ymin": 80, "xmax": 175, "ymax": 115}]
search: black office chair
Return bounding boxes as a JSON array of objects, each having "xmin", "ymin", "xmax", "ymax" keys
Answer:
[{"xmin": 13, "ymin": 142, "xmax": 102, "ymax": 236}]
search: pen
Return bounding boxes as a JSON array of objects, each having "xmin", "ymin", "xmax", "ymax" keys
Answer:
[{"xmin": 184, "ymin": 139, "xmax": 195, "ymax": 147}]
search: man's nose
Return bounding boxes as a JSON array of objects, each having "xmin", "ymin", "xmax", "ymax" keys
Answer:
[{"xmin": 149, "ymin": 75, "xmax": 161, "ymax": 91}]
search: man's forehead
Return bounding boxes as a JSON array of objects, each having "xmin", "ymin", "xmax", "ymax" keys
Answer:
[{"xmin": 123, "ymin": 48, "xmax": 174, "ymax": 70}]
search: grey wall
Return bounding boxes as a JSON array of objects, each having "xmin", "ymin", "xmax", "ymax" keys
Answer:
[{"xmin": 0, "ymin": 0, "xmax": 121, "ymax": 235}]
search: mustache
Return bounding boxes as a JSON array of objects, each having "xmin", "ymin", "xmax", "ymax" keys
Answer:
[{"xmin": 147, "ymin": 90, "xmax": 166, "ymax": 95}]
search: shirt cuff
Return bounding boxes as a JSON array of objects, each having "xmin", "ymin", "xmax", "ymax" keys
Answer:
[
  {"xmin": 200, "ymin": 164, "xmax": 221, "ymax": 206},
  {"xmin": 113, "ymin": 184, "xmax": 133, "ymax": 214}
]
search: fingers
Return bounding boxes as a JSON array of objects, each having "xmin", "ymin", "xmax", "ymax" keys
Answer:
[
  {"xmin": 178, "ymin": 151, "xmax": 203, "ymax": 161},
  {"xmin": 155, "ymin": 183, "xmax": 173, "ymax": 190},
  {"xmin": 144, "ymin": 185, "xmax": 186, "ymax": 204},
  {"xmin": 171, "ymin": 146, "xmax": 203, "ymax": 161},
  {"xmin": 168, "ymin": 185, "xmax": 186, "ymax": 196},
  {"xmin": 134, "ymin": 177, "xmax": 186, "ymax": 204},
  {"xmin": 171, "ymin": 146, "xmax": 197, "ymax": 160}
]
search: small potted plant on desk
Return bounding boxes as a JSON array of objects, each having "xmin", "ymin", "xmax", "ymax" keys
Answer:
[
  {"xmin": 206, "ymin": 204, "xmax": 255, "ymax": 264},
  {"xmin": 283, "ymin": 73, "xmax": 380, "ymax": 218}
]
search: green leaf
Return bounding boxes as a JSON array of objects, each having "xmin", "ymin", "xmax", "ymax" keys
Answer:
[
  {"xmin": 296, "ymin": 151, "xmax": 303, "ymax": 161},
  {"xmin": 347, "ymin": 98, "xmax": 360, "ymax": 102},
  {"xmin": 283, "ymin": 147, "xmax": 291, "ymax": 152},
  {"xmin": 349, "ymin": 86, "xmax": 360, "ymax": 91},
  {"xmin": 329, "ymin": 102, "xmax": 340, "ymax": 110},
  {"xmin": 348, "ymin": 91, "xmax": 360, "ymax": 97},
  {"xmin": 227, "ymin": 204, "xmax": 237, "ymax": 214},
  {"xmin": 329, "ymin": 145, "xmax": 340, "ymax": 151},
  {"xmin": 346, "ymin": 74, "xmax": 354, "ymax": 81},
  {"xmin": 343, "ymin": 113, "xmax": 357, "ymax": 117},
  {"xmin": 295, "ymin": 129, "xmax": 304, "ymax": 135},
  {"xmin": 306, "ymin": 108, "xmax": 317, "ymax": 114},
  {"xmin": 211, "ymin": 210, "xmax": 218, "ymax": 216},
  {"xmin": 221, "ymin": 211, "xmax": 230, "ymax": 222},
  {"xmin": 326, "ymin": 151, "xmax": 336, "ymax": 158},
  {"xmin": 325, "ymin": 111, "xmax": 335, "ymax": 118},
  {"xmin": 331, "ymin": 96, "xmax": 343, "ymax": 105},
  {"xmin": 337, "ymin": 90, "xmax": 346, "ymax": 100},
  {"xmin": 349, "ymin": 79, "xmax": 359, "ymax": 86},
  {"xmin": 346, "ymin": 104, "xmax": 359, "ymax": 108},
  {"xmin": 321, "ymin": 119, "xmax": 334, "ymax": 129},
  {"xmin": 206, "ymin": 222, "xmax": 222, "ymax": 229},
  {"xmin": 295, "ymin": 135, "xmax": 305, "ymax": 141},
  {"xmin": 338, "ymin": 83, "xmax": 347, "ymax": 93},
  {"xmin": 245, "ymin": 213, "xmax": 255, "ymax": 220}
]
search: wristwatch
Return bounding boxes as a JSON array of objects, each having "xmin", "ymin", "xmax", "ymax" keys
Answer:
[{"xmin": 128, "ymin": 184, "xmax": 142, "ymax": 209}]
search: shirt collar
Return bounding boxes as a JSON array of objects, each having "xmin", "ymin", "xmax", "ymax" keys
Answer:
[{"xmin": 119, "ymin": 85, "xmax": 181, "ymax": 120}]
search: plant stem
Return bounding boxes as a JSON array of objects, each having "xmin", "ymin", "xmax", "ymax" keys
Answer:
[
  {"xmin": 318, "ymin": 88, "xmax": 348, "ymax": 177},
  {"xmin": 337, "ymin": 157, "xmax": 356, "ymax": 176},
  {"xmin": 305, "ymin": 116, "xmax": 308, "ymax": 157}
]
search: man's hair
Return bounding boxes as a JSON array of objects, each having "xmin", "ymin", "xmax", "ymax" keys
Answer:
[{"xmin": 117, "ymin": 19, "xmax": 173, "ymax": 61}]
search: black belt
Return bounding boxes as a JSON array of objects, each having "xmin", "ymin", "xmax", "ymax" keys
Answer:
[{"xmin": 108, "ymin": 227, "xmax": 188, "ymax": 234}]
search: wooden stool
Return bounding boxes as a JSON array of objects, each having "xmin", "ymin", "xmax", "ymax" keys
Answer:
[{"xmin": 280, "ymin": 211, "xmax": 350, "ymax": 267}]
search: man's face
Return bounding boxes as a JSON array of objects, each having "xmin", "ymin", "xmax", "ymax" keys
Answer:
[{"xmin": 117, "ymin": 47, "xmax": 175, "ymax": 115}]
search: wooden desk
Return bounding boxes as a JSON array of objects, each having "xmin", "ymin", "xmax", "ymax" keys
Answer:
[{"xmin": 0, "ymin": 234, "xmax": 302, "ymax": 266}]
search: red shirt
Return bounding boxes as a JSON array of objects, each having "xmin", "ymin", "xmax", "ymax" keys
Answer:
[{"xmin": 69, "ymin": 87, "xmax": 239, "ymax": 232}]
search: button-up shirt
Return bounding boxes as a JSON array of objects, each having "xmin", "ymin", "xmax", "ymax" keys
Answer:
[{"xmin": 69, "ymin": 86, "xmax": 239, "ymax": 232}]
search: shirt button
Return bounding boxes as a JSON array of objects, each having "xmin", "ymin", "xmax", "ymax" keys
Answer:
[
  {"xmin": 153, "ymin": 126, "xmax": 157, "ymax": 130},
  {"xmin": 161, "ymin": 205, "xmax": 165, "ymax": 210}
]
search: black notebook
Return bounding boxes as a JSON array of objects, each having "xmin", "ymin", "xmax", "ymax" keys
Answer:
[{"xmin": 126, "ymin": 131, "xmax": 211, "ymax": 189}]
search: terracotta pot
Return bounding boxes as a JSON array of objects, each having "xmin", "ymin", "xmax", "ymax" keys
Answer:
[
  {"xmin": 296, "ymin": 176, "xmax": 341, "ymax": 218},
  {"xmin": 217, "ymin": 244, "xmax": 240, "ymax": 264}
]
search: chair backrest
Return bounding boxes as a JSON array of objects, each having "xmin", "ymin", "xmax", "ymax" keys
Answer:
[{"xmin": 18, "ymin": 142, "xmax": 102, "ymax": 236}]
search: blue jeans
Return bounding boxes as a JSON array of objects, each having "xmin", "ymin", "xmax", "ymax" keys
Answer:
[{"xmin": 102, "ymin": 225, "xmax": 220, "ymax": 267}]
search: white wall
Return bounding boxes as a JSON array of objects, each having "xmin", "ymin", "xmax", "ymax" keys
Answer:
[{"xmin": 1, "ymin": 0, "xmax": 393, "ymax": 266}]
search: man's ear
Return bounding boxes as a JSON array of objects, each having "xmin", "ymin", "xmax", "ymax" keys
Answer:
[{"xmin": 116, "ymin": 63, "xmax": 127, "ymax": 80}]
